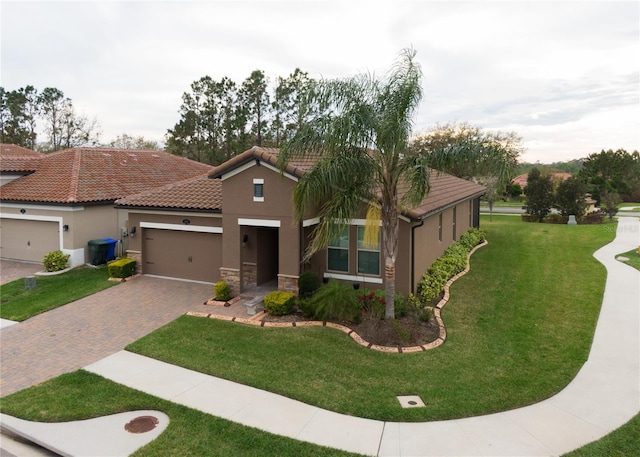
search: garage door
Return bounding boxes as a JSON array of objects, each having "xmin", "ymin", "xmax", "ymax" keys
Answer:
[
  {"xmin": 142, "ymin": 228, "xmax": 221, "ymax": 283},
  {"xmin": 0, "ymin": 218, "xmax": 59, "ymax": 263}
]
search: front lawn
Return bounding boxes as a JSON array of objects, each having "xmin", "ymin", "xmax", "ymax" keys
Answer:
[
  {"xmin": 0, "ymin": 266, "xmax": 117, "ymax": 321},
  {"xmin": 127, "ymin": 216, "xmax": 616, "ymax": 422},
  {"xmin": 0, "ymin": 371, "xmax": 361, "ymax": 457}
]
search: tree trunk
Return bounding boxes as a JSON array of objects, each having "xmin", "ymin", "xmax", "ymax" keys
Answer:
[{"xmin": 384, "ymin": 258, "xmax": 396, "ymax": 319}]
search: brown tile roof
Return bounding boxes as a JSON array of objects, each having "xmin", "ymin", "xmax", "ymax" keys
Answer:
[
  {"xmin": 1, "ymin": 144, "xmax": 43, "ymax": 172},
  {"xmin": 0, "ymin": 147, "xmax": 213, "ymax": 204},
  {"xmin": 115, "ymin": 174, "xmax": 222, "ymax": 211},
  {"xmin": 209, "ymin": 146, "xmax": 315, "ymax": 179},
  {"xmin": 210, "ymin": 146, "xmax": 485, "ymax": 220},
  {"xmin": 403, "ymin": 171, "xmax": 486, "ymax": 220},
  {"xmin": 0, "ymin": 144, "xmax": 43, "ymax": 157}
]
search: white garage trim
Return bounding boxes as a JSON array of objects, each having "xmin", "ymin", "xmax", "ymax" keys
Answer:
[
  {"xmin": 140, "ymin": 221, "xmax": 222, "ymax": 233},
  {"xmin": 238, "ymin": 218, "xmax": 281, "ymax": 228},
  {"xmin": 0, "ymin": 212, "xmax": 64, "ymax": 252}
]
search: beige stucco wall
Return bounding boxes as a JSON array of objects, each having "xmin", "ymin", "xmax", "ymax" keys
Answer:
[{"xmin": 0, "ymin": 203, "xmax": 122, "ymax": 266}]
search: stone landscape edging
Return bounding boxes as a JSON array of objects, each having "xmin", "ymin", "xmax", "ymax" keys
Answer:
[{"xmin": 186, "ymin": 240, "xmax": 488, "ymax": 353}]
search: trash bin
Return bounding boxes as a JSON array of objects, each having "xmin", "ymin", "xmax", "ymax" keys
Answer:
[
  {"xmin": 102, "ymin": 238, "xmax": 118, "ymax": 261},
  {"xmin": 88, "ymin": 239, "xmax": 109, "ymax": 265}
]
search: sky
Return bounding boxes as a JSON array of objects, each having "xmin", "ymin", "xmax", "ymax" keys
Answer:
[{"xmin": 1, "ymin": 0, "xmax": 638, "ymax": 163}]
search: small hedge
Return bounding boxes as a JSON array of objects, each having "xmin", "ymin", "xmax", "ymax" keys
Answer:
[
  {"xmin": 43, "ymin": 250, "xmax": 70, "ymax": 272},
  {"xmin": 107, "ymin": 258, "xmax": 136, "ymax": 278},
  {"xmin": 264, "ymin": 291, "xmax": 296, "ymax": 316},
  {"xmin": 298, "ymin": 271, "xmax": 321, "ymax": 298},
  {"xmin": 418, "ymin": 228, "xmax": 485, "ymax": 303},
  {"xmin": 214, "ymin": 281, "xmax": 232, "ymax": 301}
]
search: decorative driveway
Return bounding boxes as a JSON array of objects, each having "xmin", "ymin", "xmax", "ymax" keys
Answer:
[{"xmin": 0, "ymin": 276, "xmax": 213, "ymax": 397}]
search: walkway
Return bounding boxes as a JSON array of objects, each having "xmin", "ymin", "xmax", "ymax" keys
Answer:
[
  {"xmin": 85, "ymin": 217, "xmax": 640, "ymax": 456},
  {"xmin": 0, "ymin": 276, "xmax": 213, "ymax": 397}
]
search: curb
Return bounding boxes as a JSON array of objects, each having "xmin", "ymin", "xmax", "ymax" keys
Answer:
[{"xmin": 186, "ymin": 240, "xmax": 488, "ymax": 353}]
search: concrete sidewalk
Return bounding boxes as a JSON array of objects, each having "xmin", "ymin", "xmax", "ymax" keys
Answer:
[{"xmin": 83, "ymin": 217, "xmax": 640, "ymax": 456}]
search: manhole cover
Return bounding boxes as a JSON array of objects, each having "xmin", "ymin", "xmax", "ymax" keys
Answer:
[
  {"xmin": 124, "ymin": 415, "xmax": 159, "ymax": 433},
  {"xmin": 397, "ymin": 395, "xmax": 426, "ymax": 408}
]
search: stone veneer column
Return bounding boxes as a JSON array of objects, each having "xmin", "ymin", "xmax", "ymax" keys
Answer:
[
  {"xmin": 278, "ymin": 274, "xmax": 299, "ymax": 296},
  {"xmin": 242, "ymin": 262, "xmax": 257, "ymax": 289},
  {"xmin": 220, "ymin": 267, "xmax": 241, "ymax": 297},
  {"xmin": 126, "ymin": 250, "xmax": 142, "ymax": 274}
]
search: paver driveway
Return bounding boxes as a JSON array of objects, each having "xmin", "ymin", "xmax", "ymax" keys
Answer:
[{"xmin": 0, "ymin": 276, "xmax": 213, "ymax": 397}]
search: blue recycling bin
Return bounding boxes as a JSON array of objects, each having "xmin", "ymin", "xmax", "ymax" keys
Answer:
[{"xmin": 103, "ymin": 238, "xmax": 118, "ymax": 261}]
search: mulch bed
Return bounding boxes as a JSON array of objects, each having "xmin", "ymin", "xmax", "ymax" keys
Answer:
[{"xmin": 262, "ymin": 310, "xmax": 440, "ymax": 347}]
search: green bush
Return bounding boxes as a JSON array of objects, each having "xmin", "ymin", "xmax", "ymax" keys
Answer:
[
  {"xmin": 308, "ymin": 280, "xmax": 360, "ymax": 322},
  {"xmin": 107, "ymin": 258, "xmax": 136, "ymax": 278},
  {"xmin": 214, "ymin": 281, "xmax": 232, "ymax": 301},
  {"xmin": 43, "ymin": 250, "xmax": 70, "ymax": 272},
  {"xmin": 418, "ymin": 228, "xmax": 484, "ymax": 303},
  {"xmin": 264, "ymin": 291, "xmax": 296, "ymax": 316},
  {"xmin": 298, "ymin": 271, "xmax": 321, "ymax": 298}
]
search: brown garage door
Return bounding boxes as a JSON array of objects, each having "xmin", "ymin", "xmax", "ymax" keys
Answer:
[
  {"xmin": 0, "ymin": 218, "xmax": 59, "ymax": 263},
  {"xmin": 142, "ymin": 228, "xmax": 221, "ymax": 283}
]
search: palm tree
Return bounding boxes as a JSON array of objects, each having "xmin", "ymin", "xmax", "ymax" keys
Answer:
[{"xmin": 279, "ymin": 49, "xmax": 516, "ymax": 319}]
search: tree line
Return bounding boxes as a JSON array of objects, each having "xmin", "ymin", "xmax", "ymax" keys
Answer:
[
  {"xmin": 523, "ymin": 148, "xmax": 640, "ymax": 222},
  {"xmin": 0, "ymin": 86, "xmax": 101, "ymax": 152}
]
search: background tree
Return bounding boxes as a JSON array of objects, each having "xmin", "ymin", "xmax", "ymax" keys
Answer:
[
  {"xmin": 271, "ymin": 69, "xmax": 316, "ymax": 147},
  {"xmin": 578, "ymin": 149, "xmax": 640, "ymax": 203},
  {"xmin": 106, "ymin": 133, "xmax": 160, "ymax": 149},
  {"xmin": 524, "ymin": 167, "xmax": 554, "ymax": 222},
  {"xmin": 411, "ymin": 122, "xmax": 521, "ymax": 194},
  {"xmin": 239, "ymin": 70, "xmax": 270, "ymax": 147},
  {"xmin": 0, "ymin": 85, "xmax": 39, "ymax": 148},
  {"xmin": 555, "ymin": 176, "xmax": 587, "ymax": 217},
  {"xmin": 601, "ymin": 191, "xmax": 621, "ymax": 222}
]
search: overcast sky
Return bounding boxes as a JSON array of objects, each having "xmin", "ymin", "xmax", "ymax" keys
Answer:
[{"xmin": 1, "ymin": 0, "xmax": 638, "ymax": 163}]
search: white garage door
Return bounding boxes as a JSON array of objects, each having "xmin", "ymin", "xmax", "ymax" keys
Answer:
[{"xmin": 0, "ymin": 218, "xmax": 59, "ymax": 263}]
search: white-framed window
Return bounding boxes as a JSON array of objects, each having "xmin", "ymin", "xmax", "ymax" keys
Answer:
[
  {"xmin": 327, "ymin": 226, "xmax": 349, "ymax": 272},
  {"xmin": 357, "ymin": 226, "xmax": 380, "ymax": 276},
  {"xmin": 253, "ymin": 178, "xmax": 264, "ymax": 202}
]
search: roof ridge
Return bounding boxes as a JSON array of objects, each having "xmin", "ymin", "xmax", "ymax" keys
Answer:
[{"xmin": 67, "ymin": 149, "xmax": 82, "ymax": 203}]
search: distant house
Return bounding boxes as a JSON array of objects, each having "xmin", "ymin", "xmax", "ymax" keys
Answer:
[
  {"xmin": 512, "ymin": 172, "xmax": 572, "ymax": 191},
  {"xmin": 0, "ymin": 145, "xmax": 212, "ymax": 266},
  {"xmin": 116, "ymin": 146, "xmax": 486, "ymax": 296}
]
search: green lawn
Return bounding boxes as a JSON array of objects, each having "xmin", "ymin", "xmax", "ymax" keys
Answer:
[
  {"xmin": 616, "ymin": 248, "xmax": 640, "ymax": 271},
  {"xmin": 127, "ymin": 216, "xmax": 616, "ymax": 422},
  {"xmin": 0, "ymin": 371, "xmax": 361, "ymax": 457},
  {"xmin": 0, "ymin": 266, "xmax": 117, "ymax": 321}
]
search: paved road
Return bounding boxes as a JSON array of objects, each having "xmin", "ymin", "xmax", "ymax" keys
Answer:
[
  {"xmin": 0, "ymin": 260, "xmax": 42, "ymax": 286},
  {"xmin": 0, "ymin": 276, "xmax": 213, "ymax": 397}
]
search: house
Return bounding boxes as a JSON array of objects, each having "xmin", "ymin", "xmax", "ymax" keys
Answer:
[
  {"xmin": 0, "ymin": 145, "xmax": 212, "ymax": 266},
  {"xmin": 512, "ymin": 172, "xmax": 572, "ymax": 190},
  {"xmin": 116, "ymin": 146, "xmax": 485, "ymax": 296}
]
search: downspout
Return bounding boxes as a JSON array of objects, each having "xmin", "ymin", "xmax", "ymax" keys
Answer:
[{"xmin": 410, "ymin": 219, "xmax": 425, "ymax": 294}]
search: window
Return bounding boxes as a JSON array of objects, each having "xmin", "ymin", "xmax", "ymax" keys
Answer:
[
  {"xmin": 438, "ymin": 213, "xmax": 443, "ymax": 242},
  {"xmin": 357, "ymin": 226, "xmax": 380, "ymax": 276},
  {"xmin": 253, "ymin": 178, "xmax": 264, "ymax": 202},
  {"xmin": 327, "ymin": 226, "xmax": 349, "ymax": 272},
  {"xmin": 453, "ymin": 207, "xmax": 457, "ymax": 239}
]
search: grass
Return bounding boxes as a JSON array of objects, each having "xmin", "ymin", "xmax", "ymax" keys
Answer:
[
  {"xmin": 564, "ymin": 242, "xmax": 640, "ymax": 456},
  {"xmin": 127, "ymin": 216, "xmax": 616, "ymax": 422},
  {"xmin": 480, "ymin": 199, "xmax": 523, "ymax": 207},
  {"xmin": 0, "ymin": 371, "xmax": 362, "ymax": 457},
  {"xmin": 616, "ymin": 248, "xmax": 640, "ymax": 271},
  {"xmin": 0, "ymin": 266, "xmax": 117, "ymax": 321},
  {"xmin": 617, "ymin": 202, "xmax": 640, "ymax": 209}
]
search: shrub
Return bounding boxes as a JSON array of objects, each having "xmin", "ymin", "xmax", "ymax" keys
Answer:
[
  {"xmin": 298, "ymin": 271, "xmax": 321, "ymax": 298},
  {"xmin": 357, "ymin": 289, "xmax": 386, "ymax": 319},
  {"xmin": 417, "ymin": 228, "xmax": 482, "ymax": 303},
  {"xmin": 107, "ymin": 258, "xmax": 136, "ymax": 278},
  {"xmin": 419, "ymin": 307, "xmax": 434, "ymax": 323},
  {"xmin": 581, "ymin": 212, "xmax": 605, "ymax": 224},
  {"xmin": 544, "ymin": 214, "xmax": 569, "ymax": 224},
  {"xmin": 43, "ymin": 250, "xmax": 70, "ymax": 272},
  {"xmin": 214, "ymin": 281, "xmax": 232, "ymax": 301},
  {"xmin": 264, "ymin": 291, "xmax": 296, "ymax": 316},
  {"xmin": 393, "ymin": 293, "xmax": 408, "ymax": 318},
  {"xmin": 308, "ymin": 280, "xmax": 360, "ymax": 322}
]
